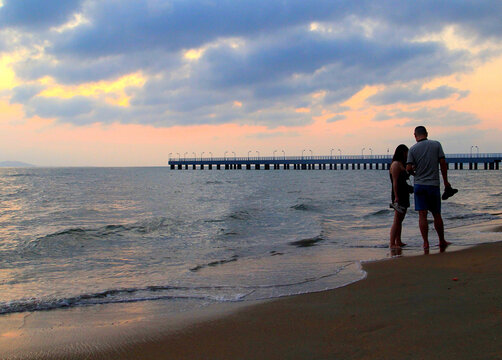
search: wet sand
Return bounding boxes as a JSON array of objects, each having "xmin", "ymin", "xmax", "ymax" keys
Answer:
[{"xmin": 2, "ymin": 241, "xmax": 502, "ymax": 359}]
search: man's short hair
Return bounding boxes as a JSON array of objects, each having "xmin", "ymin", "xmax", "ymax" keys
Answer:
[{"xmin": 414, "ymin": 126, "xmax": 427, "ymax": 136}]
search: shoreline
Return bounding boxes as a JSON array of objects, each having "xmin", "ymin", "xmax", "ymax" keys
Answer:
[{"xmin": 2, "ymin": 236, "xmax": 501, "ymax": 359}]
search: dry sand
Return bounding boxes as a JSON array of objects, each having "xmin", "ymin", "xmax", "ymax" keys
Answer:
[{"xmin": 2, "ymin": 241, "xmax": 501, "ymax": 360}]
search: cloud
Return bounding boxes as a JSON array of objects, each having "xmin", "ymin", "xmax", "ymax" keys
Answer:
[
  {"xmin": 194, "ymin": 31, "xmax": 465, "ymax": 90},
  {"xmin": 401, "ymin": 107, "xmax": 480, "ymax": 127},
  {"xmin": 119, "ymin": 29, "xmax": 470, "ymax": 127},
  {"xmin": 10, "ymin": 84, "xmax": 46, "ymax": 103},
  {"xmin": 326, "ymin": 114, "xmax": 347, "ymax": 123},
  {"xmin": 436, "ymin": 127, "xmax": 502, "ymax": 153},
  {"xmin": 373, "ymin": 112, "xmax": 394, "ymax": 122},
  {"xmin": 24, "ymin": 96, "xmax": 94, "ymax": 119},
  {"xmin": 373, "ymin": 106, "xmax": 480, "ymax": 127},
  {"xmin": 368, "ymin": 84, "xmax": 470, "ymax": 105},
  {"xmin": 2, "ymin": 0, "xmax": 502, "ymax": 127},
  {"xmin": 0, "ymin": 0, "xmax": 84, "ymax": 30}
]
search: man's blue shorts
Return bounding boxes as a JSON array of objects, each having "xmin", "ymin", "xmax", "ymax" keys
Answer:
[{"xmin": 414, "ymin": 184, "xmax": 441, "ymax": 213}]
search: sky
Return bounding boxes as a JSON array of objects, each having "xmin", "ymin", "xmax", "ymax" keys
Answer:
[{"xmin": 0, "ymin": 0, "xmax": 501, "ymax": 166}]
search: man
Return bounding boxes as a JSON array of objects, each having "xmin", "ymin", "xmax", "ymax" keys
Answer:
[{"xmin": 406, "ymin": 126, "xmax": 453, "ymax": 251}]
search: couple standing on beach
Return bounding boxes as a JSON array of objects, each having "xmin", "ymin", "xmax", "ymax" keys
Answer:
[{"xmin": 389, "ymin": 126, "xmax": 456, "ymax": 252}]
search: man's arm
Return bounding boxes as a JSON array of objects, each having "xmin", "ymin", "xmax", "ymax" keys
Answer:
[
  {"xmin": 439, "ymin": 158, "xmax": 451, "ymax": 188},
  {"xmin": 406, "ymin": 148, "xmax": 415, "ymax": 175}
]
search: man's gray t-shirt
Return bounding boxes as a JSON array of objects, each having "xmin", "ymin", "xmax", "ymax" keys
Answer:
[{"xmin": 407, "ymin": 139, "xmax": 445, "ymax": 186}]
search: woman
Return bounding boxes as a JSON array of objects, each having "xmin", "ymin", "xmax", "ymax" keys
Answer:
[{"xmin": 389, "ymin": 144, "xmax": 411, "ymax": 249}]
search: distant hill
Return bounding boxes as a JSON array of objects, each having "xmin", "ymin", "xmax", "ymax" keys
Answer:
[{"xmin": 0, "ymin": 161, "xmax": 36, "ymax": 167}]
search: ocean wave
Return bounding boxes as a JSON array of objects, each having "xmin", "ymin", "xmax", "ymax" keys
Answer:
[
  {"xmin": 346, "ymin": 244, "xmax": 389, "ymax": 249},
  {"xmin": 227, "ymin": 210, "xmax": 251, "ymax": 220},
  {"xmin": 27, "ymin": 217, "xmax": 174, "ymax": 248},
  {"xmin": 446, "ymin": 213, "xmax": 496, "ymax": 221},
  {"xmin": 3, "ymin": 188, "xmax": 29, "ymax": 198},
  {"xmin": 5, "ymin": 173, "xmax": 37, "ymax": 178},
  {"xmin": 290, "ymin": 203, "xmax": 315, "ymax": 211},
  {"xmin": 0, "ymin": 265, "xmax": 356, "ymax": 315},
  {"xmin": 290, "ymin": 235, "xmax": 324, "ymax": 247},
  {"xmin": 0, "ymin": 286, "xmax": 251, "ymax": 315},
  {"xmin": 190, "ymin": 255, "xmax": 239, "ymax": 272},
  {"xmin": 364, "ymin": 209, "xmax": 391, "ymax": 218}
]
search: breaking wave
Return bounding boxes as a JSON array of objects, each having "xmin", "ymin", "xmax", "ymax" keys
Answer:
[{"xmin": 0, "ymin": 264, "xmax": 354, "ymax": 315}]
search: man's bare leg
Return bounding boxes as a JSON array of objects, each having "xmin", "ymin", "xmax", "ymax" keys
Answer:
[
  {"xmin": 432, "ymin": 212, "xmax": 450, "ymax": 248},
  {"xmin": 418, "ymin": 210, "xmax": 429, "ymax": 249}
]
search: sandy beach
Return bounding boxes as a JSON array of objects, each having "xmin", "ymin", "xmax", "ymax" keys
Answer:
[{"xmin": 1, "ymin": 235, "xmax": 500, "ymax": 360}]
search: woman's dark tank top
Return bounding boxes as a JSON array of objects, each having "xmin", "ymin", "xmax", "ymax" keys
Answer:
[{"xmin": 390, "ymin": 164, "xmax": 410, "ymax": 208}]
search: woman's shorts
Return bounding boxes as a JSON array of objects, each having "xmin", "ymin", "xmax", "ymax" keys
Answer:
[{"xmin": 414, "ymin": 184, "xmax": 441, "ymax": 213}]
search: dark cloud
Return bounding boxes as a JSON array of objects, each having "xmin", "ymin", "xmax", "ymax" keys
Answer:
[
  {"xmin": 122, "ymin": 28, "xmax": 470, "ymax": 127},
  {"xmin": 368, "ymin": 84, "xmax": 470, "ymax": 105},
  {"xmin": 44, "ymin": 0, "xmax": 502, "ymax": 60},
  {"xmin": 0, "ymin": 0, "xmax": 83, "ymax": 30},
  {"xmin": 361, "ymin": 0, "xmax": 502, "ymax": 41},
  {"xmin": 49, "ymin": 0, "xmax": 350, "ymax": 58}
]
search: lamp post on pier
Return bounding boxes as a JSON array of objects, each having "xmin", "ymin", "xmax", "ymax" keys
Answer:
[
  {"xmin": 201, "ymin": 152, "xmax": 204, "ymax": 160},
  {"xmin": 248, "ymin": 150, "xmax": 252, "ymax": 160},
  {"xmin": 177, "ymin": 153, "xmax": 181, "ymax": 161},
  {"xmin": 273, "ymin": 150, "xmax": 277, "ymax": 160},
  {"xmin": 369, "ymin": 148, "xmax": 373, "ymax": 156},
  {"xmin": 330, "ymin": 148, "xmax": 334, "ymax": 158},
  {"xmin": 361, "ymin": 148, "xmax": 365, "ymax": 158},
  {"xmin": 232, "ymin": 151, "xmax": 236, "ymax": 160},
  {"xmin": 224, "ymin": 151, "xmax": 228, "ymax": 160},
  {"xmin": 209, "ymin": 152, "xmax": 213, "ymax": 160},
  {"xmin": 302, "ymin": 149, "xmax": 306, "ymax": 159},
  {"xmin": 184, "ymin": 152, "xmax": 188, "ymax": 160},
  {"xmin": 338, "ymin": 149, "xmax": 342, "ymax": 157},
  {"xmin": 282, "ymin": 150, "xmax": 285, "ymax": 159}
]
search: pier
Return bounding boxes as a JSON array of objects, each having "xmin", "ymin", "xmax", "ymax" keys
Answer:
[{"xmin": 168, "ymin": 153, "xmax": 502, "ymax": 171}]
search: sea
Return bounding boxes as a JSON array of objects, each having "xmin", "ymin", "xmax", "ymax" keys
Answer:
[{"xmin": 0, "ymin": 167, "xmax": 501, "ymax": 316}]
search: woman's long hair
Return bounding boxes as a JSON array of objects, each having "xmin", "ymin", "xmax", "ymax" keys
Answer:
[{"xmin": 392, "ymin": 144, "xmax": 409, "ymax": 165}]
